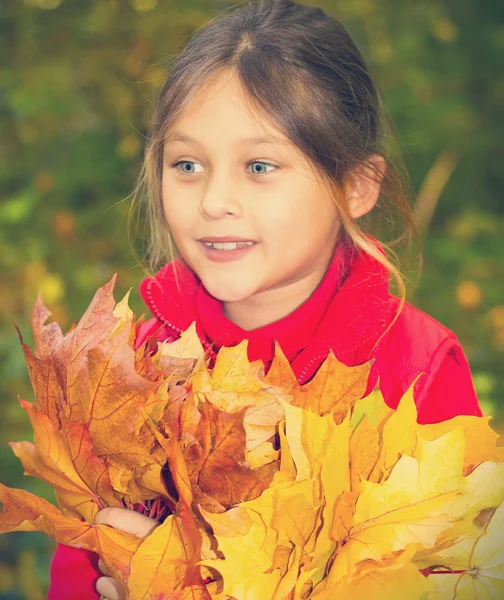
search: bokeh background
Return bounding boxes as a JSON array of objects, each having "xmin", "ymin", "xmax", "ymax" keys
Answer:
[{"xmin": 1, "ymin": 0, "xmax": 503, "ymax": 597}]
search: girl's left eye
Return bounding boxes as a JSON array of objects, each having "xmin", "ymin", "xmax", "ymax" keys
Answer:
[{"xmin": 171, "ymin": 160, "xmax": 279, "ymax": 178}]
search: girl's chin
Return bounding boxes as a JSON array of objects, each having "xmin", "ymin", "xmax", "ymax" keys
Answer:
[
  {"xmin": 197, "ymin": 273, "xmax": 255, "ymax": 301},
  {"xmin": 204, "ymin": 285, "xmax": 257, "ymax": 303}
]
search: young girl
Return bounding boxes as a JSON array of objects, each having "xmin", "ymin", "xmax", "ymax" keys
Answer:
[{"xmin": 47, "ymin": 0, "xmax": 482, "ymax": 598}]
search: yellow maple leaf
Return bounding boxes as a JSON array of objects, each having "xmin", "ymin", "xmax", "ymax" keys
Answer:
[
  {"xmin": 199, "ymin": 504, "xmax": 253, "ymax": 538},
  {"xmin": 129, "ymin": 513, "xmax": 209, "ymax": 599},
  {"xmin": 325, "ymin": 431, "xmax": 466, "ymax": 588},
  {"xmin": 350, "ymin": 382, "xmax": 392, "ymax": 430},
  {"xmin": 269, "ymin": 479, "xmax": 321, "ymax": 549},
  {"xmin": 199, "ymin": 507, "xmax": 281, "ymax": 600},
  {"xmin": 111, "ymin": 287, "xmax": 134, "ymax": 336},
  {"xmin": 423, "ymin": 500, "xmax": 504, "ymax": 599},
  {"xmin": 311, "ymin": 553, "xmax": 432, "ymax": 600},
  {"xmin": 452, "ymin": 461, "xmax": 504, "ymax": 523},
  {"xmin": 420, "ymin": 415, "xmax": 504, "ymax": 472},
  {"xmin": 158, "ymin": 321, "xmax": 205, "ymax": 360},
  {"xmin": 369, "ymin": 382, "xmax": 419, "ymax": 482},
  {"xmin": 415, "ymin": 459, "xmax": 504, "ymax": 561},
  {"xmin": 349, "ymin": 414, "xmax": 380, "ymax": 492}
]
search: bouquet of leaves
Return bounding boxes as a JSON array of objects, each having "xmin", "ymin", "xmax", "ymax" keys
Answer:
[{"xmin": 1, "ymin": 276, "xmax": 504, "ymax": 600}]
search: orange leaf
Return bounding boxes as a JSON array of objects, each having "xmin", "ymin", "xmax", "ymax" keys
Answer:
[
  {"xmin": 198, "ymin": 402, "xmax": 277, "ymax": 508},
  {"xmin": 14, "ymin": 278, "xmax": 170, "ymax": 513},
  {"xmin": 10, "ymin": 398, "xmax": 118, "ymax": 522},
  {"xmin": 154, "ymin": 424, "xmax": 193, "ymax": 509},
  {"xmin": 266, "ymin": 344, "xmax": 371, "ymax": 420},
  {"xmin": 0, "ymin": 483, "xmax": 141, "ymax": 586}
]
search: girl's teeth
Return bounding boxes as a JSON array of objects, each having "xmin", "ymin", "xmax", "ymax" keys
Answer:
[{"xmin": 205, "ymin": 241, "xmax": 254, "ymax": 251}]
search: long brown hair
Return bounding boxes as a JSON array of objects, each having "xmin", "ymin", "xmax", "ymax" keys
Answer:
[{"xmin": 129, "ymin": 0, "xmax": 419, "ymax": 311}]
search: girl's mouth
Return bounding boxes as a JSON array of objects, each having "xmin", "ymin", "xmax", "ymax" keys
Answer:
[{"xmin": 199, "ymin": 241, "xmax": 258, "ymax": 263}]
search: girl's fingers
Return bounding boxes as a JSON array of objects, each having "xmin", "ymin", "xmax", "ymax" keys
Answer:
[
  {"xmin": 94, "ymin": 506, "xmax": 159, "ymax": 538},
  {"xmin": 95, "ymin": 576, "xmax": 126, "ymax": 600},
  {"xmin": 97, "ymin": 558, "xmax": 111, "ymax": 576},
  {"xmin": 93, "ymin": 509, "xmax": 159, "ymax": 599}
]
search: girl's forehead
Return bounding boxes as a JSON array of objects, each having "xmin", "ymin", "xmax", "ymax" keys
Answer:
[
  {"xmin": 164, "ymin": 130, "xmax": 291, "ymax": 150},
  {"xmin": 168, "ymin": 73, "xmax": 282, "ymax": 133},
  {"xmin": 165, "ymin": 112, "xmax": 293, "ymax": 156}
]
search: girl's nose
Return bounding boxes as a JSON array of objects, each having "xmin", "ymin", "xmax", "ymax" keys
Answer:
[{"xmin": 199, "ymin": 180, "xmax": 242, "ymax": 219}]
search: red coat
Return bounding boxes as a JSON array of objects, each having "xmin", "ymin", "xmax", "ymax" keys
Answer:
[{"xmin": 47, "ymin": 241, "xmax": 482, "ymax": 599}]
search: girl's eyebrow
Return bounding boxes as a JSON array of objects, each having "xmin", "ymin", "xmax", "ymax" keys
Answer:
[{"xmin": 165, "ymin": 132, "xmax": 290, "ymax": 147}]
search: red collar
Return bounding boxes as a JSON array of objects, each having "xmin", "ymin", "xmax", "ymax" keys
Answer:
[{"xmin": 139, "ymin": 237, "xmax": 396, "ymax": 368}]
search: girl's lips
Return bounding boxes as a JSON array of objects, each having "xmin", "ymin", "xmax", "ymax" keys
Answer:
[{"xmin": 199, "ymin": 241, "xmax": 258, "ymax": 263}]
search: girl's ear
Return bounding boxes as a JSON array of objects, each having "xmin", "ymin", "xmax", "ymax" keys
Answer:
[{"xmin": 346, "ymin": 154, "xmax": 386, "ymax": 220}]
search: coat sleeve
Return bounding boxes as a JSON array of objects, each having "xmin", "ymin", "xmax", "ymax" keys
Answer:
[
  {"xmin": 47, "ymin": 544, "xmax": 100, "ymax": 600},
  {"xmin": 415, "ymin": 341, "xmax": 483, "ymax": 425}
]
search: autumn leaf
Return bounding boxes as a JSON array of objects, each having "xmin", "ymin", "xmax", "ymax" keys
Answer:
[
  {"xmin": 269, "ymin": 479, "xmax": 321, "ymax": 548},
  {"xmin": 10, "ymin": 398, "xmax": 118, "ymax": 522},
  {"xmin": 14, "ymin": 278, "xmax": 169, "ymax": 511},
  {"xmin": 0, "ymin": 483, "xmax": 142, "ymax": 586},
  {"xmin": 197, "ymin": 402, "xmax": 277, "ymax": 508},
  {"xmin": 310, "ymin": 553, "xmax": 433, "ymax": 600},
  {"xmin": 414, "ymin": 459, "xmax": 504, "ymax": 562},
  {"xmin": 350, "ymin": 382, "xmax": 392, "ymax": 430},
  {"xmin": 420, "ymin": 414, "xmax": 504, "ymax": 473},
  {"xmin": 159, "ymin": 321, "xmax": 206, "ymax": 361},
  {"xmin": 289, "ymin": 400, "xmax": 351, "ymax": 586},
  {"xmin": 452, "ymin": 461, "xmax": 504, "ymax": 523},
  {"xmin": 198, "ymin": 499, "xmax": 282, "ymax": 600},
  {"xmin": 199, "ymin": 504, "xmax": 253, "ymax": 537},
  {"xmin": 265, "ymin": 344, "xmax": 371, "ymax": 421},
  {"xmin": 47, "ymin": 276, "xmax": 125, "ymax": 424},
  {"xmin": 422, "ymin": 500, "xmax": 504, "ymax": 599},
  {"xmin": 280, "ymin": 398, "xmax": 351, "ymax": 493},
  {"xmin": 325, "ymin": 431, "xmax": 467, "ymax": 588},
  {"xmin": 129, "ymin": 514, "xmax": 210, "ymax": 600},
  {"xmin": 349, "ymin": 414, "xmax": 380, "ymax": 492},
  {"xmin": 75, "ymin": 324, "xmax": 162, "ymax": 465},
  {"xmin": 330, "ymin": 491, "xmax": 359, "ymax": 542},
  {"xmin": 154, "ymin": 422, "xmax": 193, "ymax": 509},
  {"xmin": 111, "ymin": 287, "xmax": 135, "ymax": 340},
  {"xmin": 369, "ymin": 382, "xmax": 420, "ymax": 482}
]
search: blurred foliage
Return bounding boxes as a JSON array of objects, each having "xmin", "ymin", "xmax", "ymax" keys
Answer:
[{"xmin": 0, "ymin": 0, "xmax": 503, "ymax": 597}]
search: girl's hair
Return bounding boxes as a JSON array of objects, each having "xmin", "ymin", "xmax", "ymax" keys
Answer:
[{"xmin": 129, "ymin": 0, "xmax": 419, "ymax": 313}]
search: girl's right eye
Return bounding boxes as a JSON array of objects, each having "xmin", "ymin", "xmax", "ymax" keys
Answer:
[{"xmin": 171, "ymin": 160, "xmax": 204, "ymax": 176}]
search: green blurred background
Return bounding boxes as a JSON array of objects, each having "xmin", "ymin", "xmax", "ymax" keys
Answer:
[{"xmin": 1, "ymin": 0, "xmax": 503, "ymax": 597}]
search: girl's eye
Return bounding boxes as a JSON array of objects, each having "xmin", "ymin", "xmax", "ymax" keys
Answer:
[
  {"xmin": 170, "ymin": 160, "xmax": 279, "ymax": 178},
  {"xmin": 246, "ymin": 160, "xmax": 279, "ymax": 177}
]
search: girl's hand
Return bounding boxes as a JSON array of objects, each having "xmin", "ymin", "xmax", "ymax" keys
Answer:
[{"xmin": 94, "ymin": 507, "xmax": 160, "ymax": 600}]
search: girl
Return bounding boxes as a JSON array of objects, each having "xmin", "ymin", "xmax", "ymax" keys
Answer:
[{"xmin": 48, "ymin": 0, "xmax": 482, "ymax": 598}]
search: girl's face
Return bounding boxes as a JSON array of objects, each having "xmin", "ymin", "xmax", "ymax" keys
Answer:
[{"xmin": 162, "ymin": 72, "xmax": 341, "ymax": 327}]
